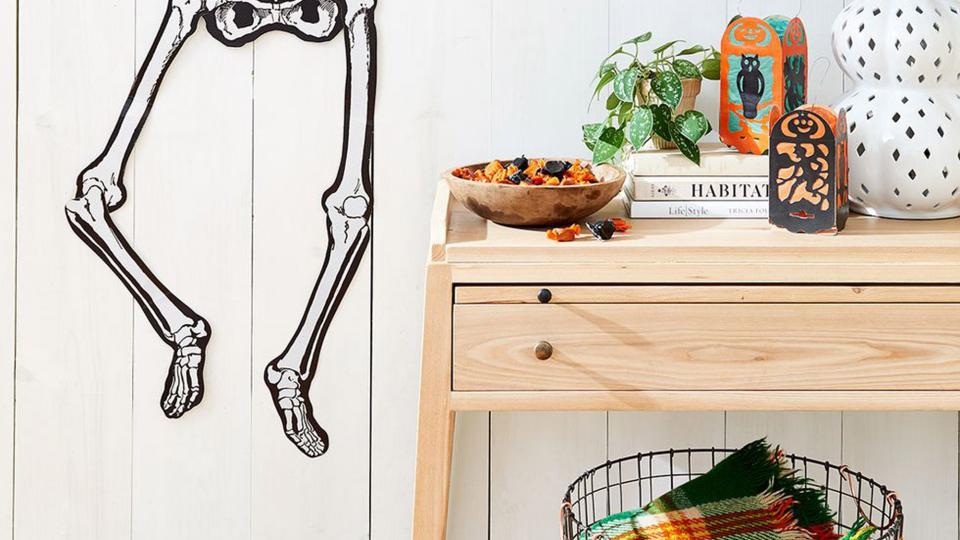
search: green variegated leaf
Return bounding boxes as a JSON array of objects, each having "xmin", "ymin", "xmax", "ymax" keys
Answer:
[
  {"xmin": 674, "ymin": 110, "xmax": 710, "ymax": 143},
  {"xmin": 651, "ymin": 71, "xmax": 683, "ymax": 109},
  {"xmin": 627, "ymin": 106, "xmax": 654, "ymax": 150},
  {"xmin": 617, "ymin": 101, "xmax": 633, "ymax": 126},
  {"xmin": 652, "ymin": 40, "xmax": 683, "ymax": 54},
  {"xmin": 598, "ymin": 47, "xmax": 624, "ymax": 71},
  {"xmin": 613, "ymin": 68, "xmax": 639, "ymax": 103},
  {"xmin": 606, "ymin": 92, "xmax": 621, "ymax": 111},
  {"xmin": 669, "ymin": 122, "xmax": 701, "ymax": 165},
  {"xmin": 677, "ymin": 44, "xmax": 706, "ymax": 55},
  {"xmin": 650, "ymin": 104, "xmax": 673, "ymax": 141},
  {"xmin": 582, "ymin": 123, "xmax": 604, "ymax": 151},
  {"xmin": 672, "ymin": 59, "xmax": 701, "ymax": 80},
  {"xmin": 592, "ymin": 68, "xmax": 617, "ymax": 100},
  {"xmin": 622, "ymin": 32, "xmax": 652, "ymax": 45},
  {"xmin": 592, "ymin": 127, "xmax": 625, "ymax": 164},
  {"xmin": 701, "ymin": 58, "xmax": 721, "ymax": 80}
]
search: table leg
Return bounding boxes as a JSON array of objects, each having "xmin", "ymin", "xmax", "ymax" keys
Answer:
[
  {"xmin": 413, "ymin": 406, "xmax": 456, "ymax": 539},
  {"xmin": 413, "ymin": 264, "xmax": 454, "ymax": 539}
]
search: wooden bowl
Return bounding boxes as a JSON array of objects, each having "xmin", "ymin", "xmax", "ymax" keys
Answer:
[{"xmin": 444, "ymin": 161, "xmax": 626, "ymax": 227}]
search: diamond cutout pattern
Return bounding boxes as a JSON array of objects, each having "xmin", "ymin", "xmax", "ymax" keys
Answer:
[{"xmin": 833, "ymin": 0, "xmax": 960, "ymax": 217}]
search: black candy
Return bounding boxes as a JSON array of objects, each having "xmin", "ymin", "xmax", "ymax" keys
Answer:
[
  {"xmin": 543, "ymin": 160, "xmax": 571, "ymax": 176},
  {"xmin": 508, "ymin": 172, "xmax": 526, "ymax": 185},
  {"xmin": 588, "ymin": 219, "xmax": 616, "ymax": 241},
  {"xmin": 512, "ymin": 155, "xmax": 529, "ymax": 171}
]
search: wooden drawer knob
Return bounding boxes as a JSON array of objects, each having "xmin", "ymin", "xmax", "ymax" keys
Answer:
[
  {"xmin": 534, "ymin": 341, "xmax": 553, "ymax": 361},
  {"xmin": 537, "ymin": 288, "xmax": 553, "ymax": 304}
]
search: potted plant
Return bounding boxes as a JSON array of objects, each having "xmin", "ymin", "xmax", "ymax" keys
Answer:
[{"xmin": 583, "ymin": 33, "xmax": 721, "ymax": 165}]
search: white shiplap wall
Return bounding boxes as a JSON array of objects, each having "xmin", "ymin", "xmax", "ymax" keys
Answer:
[
  {"xmin": 17, "ymin": 0, "xmax": 134, "ymax": 537},
  {"xmin": 4, "ymin": 1, "xmax": 958, "ymax": 539},
  {"xmin": 1, "ymin": 0, "xmax": 15, "ymax": 537}
]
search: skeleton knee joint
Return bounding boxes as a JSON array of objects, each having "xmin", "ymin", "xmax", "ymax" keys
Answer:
[
  {"xmin": 341, "ymin": 195, "xmax": 369, "ymax": 219},
  {"xmin": 76, "ymin": 167, "xmax": 126, "ymax": 209},
  {"xmin": 324, "ymin": 193, "xmax": 370, "ymax": 221}
]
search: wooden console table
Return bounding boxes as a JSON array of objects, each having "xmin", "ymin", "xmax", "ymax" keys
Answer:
[{"xmin": 412, "ymin": 183, "xmax": 960, "ymax": 539}]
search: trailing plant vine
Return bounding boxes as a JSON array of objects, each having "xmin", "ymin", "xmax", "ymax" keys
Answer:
[{"xmin": 583, "ymin": 33, "xmax": 720, "ymax": 165}]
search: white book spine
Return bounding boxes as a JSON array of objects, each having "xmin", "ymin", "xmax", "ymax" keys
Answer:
[
  {"xmin": 631, "ymin": 176, "xmax": 770, "ymax": 200},
  {"xmin": 626, "ymin": 145, "xmax": 769, "ymax": 177},
  {"xmin": 623, "ymin": 197, "xmax": 768, "ymax": 219}
]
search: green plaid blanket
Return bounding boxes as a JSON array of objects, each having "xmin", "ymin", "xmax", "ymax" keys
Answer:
[
  {"xmin": 582, "ymin": 440, "xmax": 874, "ymax": 540},
  {"xmin": 841, "ymin": 519, "xmax": 877, "ymax": 540}
]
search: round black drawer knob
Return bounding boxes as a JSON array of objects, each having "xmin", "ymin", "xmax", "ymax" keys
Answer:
[
  {"xmin": 534, "ymin": 341, "xmax": 553, "ymax": 361},
  {"xmin": 537, "ymin": 288, "xmax": 552, "ymax": 304}
]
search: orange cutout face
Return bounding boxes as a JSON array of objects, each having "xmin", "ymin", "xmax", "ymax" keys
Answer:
[{"xmin": 732, "ymin": 19, "xmax": 771, "ymax": 44}]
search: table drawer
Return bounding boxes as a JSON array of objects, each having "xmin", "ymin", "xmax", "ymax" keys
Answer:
[{"xmin": 452, "ymin": 302, "xmax": 960, "ymax": 391}]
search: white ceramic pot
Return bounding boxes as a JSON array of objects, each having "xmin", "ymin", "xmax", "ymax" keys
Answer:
[{"xmin": 832, "ymin": 0, "xmax": 960, "ymax": 219}]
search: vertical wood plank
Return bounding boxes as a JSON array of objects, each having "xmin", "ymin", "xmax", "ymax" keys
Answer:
[
  {"xmin": 605, "ymin": 1, "xmax": 729, "ymax": 512},
  {"xmin": 605, "ymin": 2, "xmax": 730, "ymax": 510},
  {"xmin": 15, "ymin": 0, "xmax": 134, "ymax": 537},
  {"xmin": 372, "ymin": 0, "xmax": 493, "ymax": 537},
  {"xmin": 726, "ymin": 412, "xmax": 841, "ymax": 461},
  {"xmin": 0, "ymin": 0, "xmax": 16, "ymax": 535},
  {"xmin": 608, "ymin": 412, "xmax": 725, "ymax": 509},
  {"xmin": 447, "ymin": 412, "xmax": 489, "ymax": 540},
  {"xmin": 491, "ymin": 0, "xmax": 610, "ymax": 158},
  {"xmin": 843, "ymin": 412, "xmax": 958, "ymax": 538},
  {"xmin": 727, "ymin": 411, "xmax": 841, "ymax": 501},
  {"xmin": 130, "ymin": 3, "xmax": 252, "ymax": 537},
  {"xmin": 728, "ymin": 0, "xmax": 846, "ymax": 106},
  {"xmin": 608, "ymin": 412, "xmax": 726, "ymax": 457},
  {"xmin": 250, "ymin": 31, "xmax": 371, "ymax": 539},
  {"xmin": 490, "ymin": 412, "xmax": 606, "ymax": 540},
  {"xmin": 486, "ymin": 4, "xmax": 609, "ymax": 537},
  {"xmin": 609, "ymin": 0, "xmax": 728, "ymax": 143},
  {"xmin": 722, "ymin": 0, "xmax": 848, "ymax": 493}
]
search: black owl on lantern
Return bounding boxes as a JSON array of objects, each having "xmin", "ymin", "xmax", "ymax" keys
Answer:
[{"xmin": 769, "ymin": 105, "xmax": 849, "ymax": 234}]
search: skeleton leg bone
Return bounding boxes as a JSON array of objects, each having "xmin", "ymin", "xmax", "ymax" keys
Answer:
[
  {"xmin": 66, "ymin": 0, "xmax": 212, "ymax": 418},
  {"xmin": 264, "ymin": 1, "xmax": 376, "ymax": 458}
]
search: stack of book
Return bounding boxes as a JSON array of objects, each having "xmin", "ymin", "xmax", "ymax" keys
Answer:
[{"xmin": 623, "ymin": 143, "xmax": 769, "ymax": 219}]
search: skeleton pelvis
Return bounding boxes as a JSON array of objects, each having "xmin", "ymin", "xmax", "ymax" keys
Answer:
[{"xmin": 204, "ymin": 0, "xmax": 343, "ymax": 46}]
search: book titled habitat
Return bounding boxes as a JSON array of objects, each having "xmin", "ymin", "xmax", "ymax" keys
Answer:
[{"xmin": 631, "ymin": 176, "xmax": 770, "ymax": 201}]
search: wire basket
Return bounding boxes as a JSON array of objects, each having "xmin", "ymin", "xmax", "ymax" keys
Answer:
[{"xmin": 562, "ymin": 448, "xmax": 903, "ymax": 540}]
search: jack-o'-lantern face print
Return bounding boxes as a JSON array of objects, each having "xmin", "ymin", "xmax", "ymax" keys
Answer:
[
  {"xmin": 786, "ymin": 20, "xmax": 804, "ymax": 46},
  {"xmin": 730, "ymin": 19, "xmax": 773, "ymax": 47},
  {"xmin": 781, "ymin": 110, "xmax": 827, "ymax": 139}
]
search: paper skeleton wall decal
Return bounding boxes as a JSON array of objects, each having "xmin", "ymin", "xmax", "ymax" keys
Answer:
[{"xmin": 64, "ymin": 0, "xmax": 377, "ymax": 458}]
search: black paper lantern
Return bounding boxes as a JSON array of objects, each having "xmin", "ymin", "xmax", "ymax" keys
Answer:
[{"xmin": 769, "ymin": 105, "xmax": 849, "ymax": 234}]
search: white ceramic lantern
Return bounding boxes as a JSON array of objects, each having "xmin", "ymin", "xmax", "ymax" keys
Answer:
[{"xmin": 833, "ymin": 0, "xmax": 960, "ymax": 219}]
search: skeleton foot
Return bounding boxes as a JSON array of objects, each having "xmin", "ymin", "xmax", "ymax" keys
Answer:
[
  {"xmin": 264, "ymin": 363, "xmax": 328, "ymax": 457},
  {"xmin": 66, "ymin": 185, "xmax": 212, "ymax": 419},
  {"xmin": 160, "ymin": 321, "xmax": 210, "ymax": 418}
]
